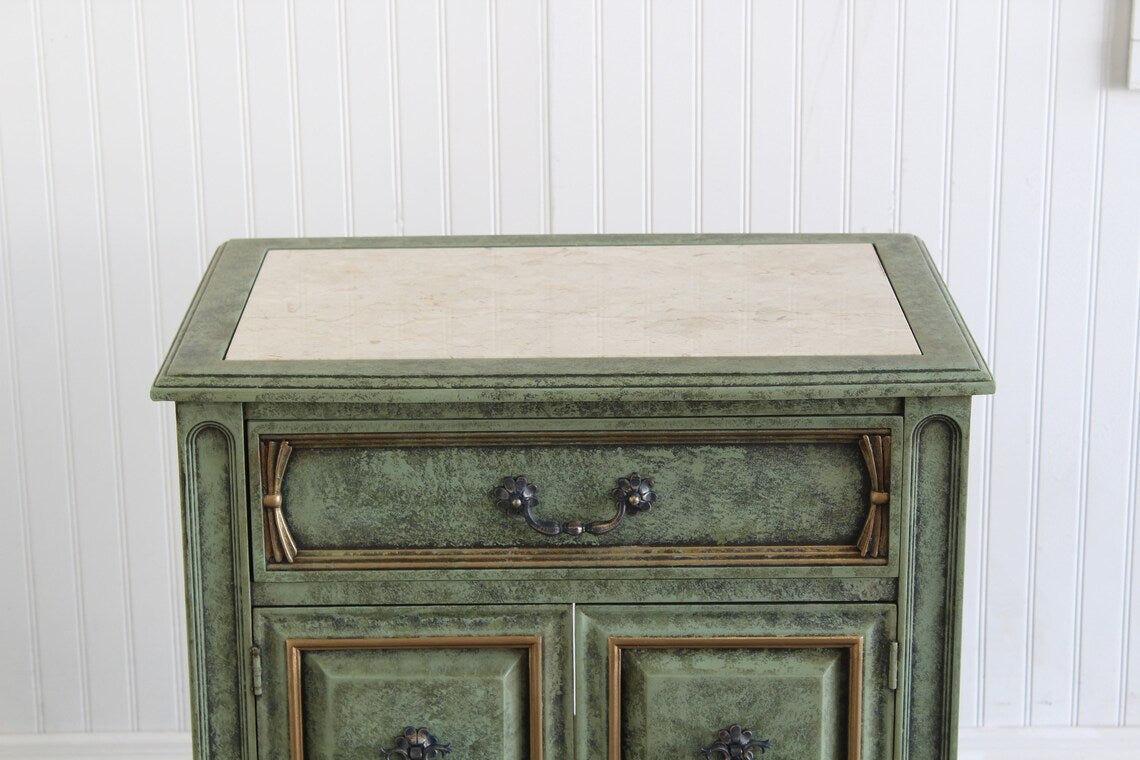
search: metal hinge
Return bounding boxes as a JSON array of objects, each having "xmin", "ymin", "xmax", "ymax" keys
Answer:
[
  {"xmin": 888, "ymin": 641, "xmax": 899, "ymax": 690},
  {"xmin": 250, "ymin": 646, "xmax": 263, "ymax": 697}
]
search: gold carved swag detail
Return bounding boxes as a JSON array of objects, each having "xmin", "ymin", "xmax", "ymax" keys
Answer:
[
  {"xmin": 261, "ymin": 440, "xmax": 299, "ymax": 563},
  {"xmin": 856, "ymin": 433, "xmax": 890, "ymax": 558}
]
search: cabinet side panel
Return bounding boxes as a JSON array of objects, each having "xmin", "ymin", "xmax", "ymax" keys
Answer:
[
  {"xmin": 177, "ymin": 404, "xmax": 252, "ymax": 759},
  {"xmin": 899, "ymin": 399, "xmax": 969, "ymax": 759}
]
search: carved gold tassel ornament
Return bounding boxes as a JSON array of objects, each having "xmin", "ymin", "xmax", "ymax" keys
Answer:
[
  {"xmin": 856, "ymin": 433, "xmax": 890, "ymax": 558},
  {"xmin": 261, "ymin": 440, "xmax": 299, "ymax": 563}
]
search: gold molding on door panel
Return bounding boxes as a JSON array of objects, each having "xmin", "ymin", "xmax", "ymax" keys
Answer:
[
  {"xmin": 258, "ymin": 428, "xmax": 893, "ymax": 570},
  {"xmin": 606, "ymin": 635, "xmax": 864, "ymax": 760},
  {"xmin": 284, "ymin": 635, "xmax": 543, "ymax": 760}
]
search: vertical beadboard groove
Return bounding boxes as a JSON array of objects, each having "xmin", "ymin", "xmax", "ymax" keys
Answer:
[
  {"xmin": 83, "ymin": 0, "xmax": 139, "ymax": 729},
  {"xmin": 597, "ymin": 0, "xmax": 606, "ymax": 234},
  {"xmin": 285, "ymin": 0, "xmax": 303, "ymax": 235},
  {"xmin": 436, "ymin": 0, "xmax": 451, "ymax": 235},
  {"xmin": 235, "ymin": 0, "xmax": 255, "ymax": 235},
  {"xmin": 592, "ymin": 0, "xmax": 603, "ymax": 233},
  {"xmin": 0, "ymin": 45, "xmax": 44, "ymax": 733},
  {"xmin": 78, "ymin": 0, "xmax": 107, "ymax": 730},
  {"xmin": 1114, "ymin": 139, "xmax": 1139, "ymax": 728},
  {"xmin": 740, "ymin": 0, "xmax": 752, "ymax": 233},
  {"xmin": 30, "ymin": 0, "xmax": 90, "ymax": 729},
  {"xmin": 542, "ymin": 0, "xmax": 551, "ymax": 233},
  {"xmin": 179, "ymin": 0, "xmax": 206, "ymax": 272},
  {"xmin": 939, "ymin": 0, "xmax": 959, "ymax": 278},
  {"xmin": 1026, "ymin": 0, "xmax": 1062, "ymax": 726},
  {"xmin": 486, "ymin": 0, "xmax": 501, "ymax": 235},
  {"xmin": 1123, "ymin": 270, "xmax": 1140, "ymax": 725},
  {"xmin": 336, "ymin": 0, "xmax": 353, "ymax": 235},
  {"xmin": 691, "ymin": 0, "xmax": 702, "ymax": 232},
  {"xmin": 891, "ymin": 0, "xmax": 905, "ymax": 232},
  {"xmin": 386, "ymin": 0, "xmax": 403, "ymax": 235},
  {"xmin": 131, "ymin": 0, "xmax": 183, "ymax": 729},
  {"xmin": 793, "ymin": 0, "xmax": 803, "ymax": 232},
  {"xmin": 540, "ymin": 0, "xmax": 551, "ymax": 234},
  {"xmin": 641, "ymin": 0, "xmax": 651, "ymax": 233},
  {"xmin": 841, "ymin": 0, "xmax": 852, "ymax": 233},
  {"xmin": 1072, "ymin": 17, "xmax": 1113, "ymax": 723}
]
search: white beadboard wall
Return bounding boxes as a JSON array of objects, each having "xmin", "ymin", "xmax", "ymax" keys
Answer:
[{"xmin": 1, "ymin": 0, "xmax": 1139, "ymax": 740}]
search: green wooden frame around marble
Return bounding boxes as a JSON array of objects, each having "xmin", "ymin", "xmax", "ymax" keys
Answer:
[{"xmin": 152, "ymin": 233, "xmax": 993, "ymax": 403}]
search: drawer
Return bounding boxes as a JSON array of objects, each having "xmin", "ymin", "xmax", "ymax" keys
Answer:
[
  {"xmin": 576, "ymin": 603, "xmax": 896, "ymax": 760},
  {"xmin": 252, "ymin": 605, "xmax": 572, "ymax": 759},
  {"xmin": 248, "ymin": 417, "xmax": 900, "ymax": 573}
]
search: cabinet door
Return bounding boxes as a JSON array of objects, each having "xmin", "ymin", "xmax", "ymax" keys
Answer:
[
  {"xmin": 576, "ymin": 604, "xmax": 895, "ymax": 760},
  {"xmin": 254, "ymin": 605, "xmax": 572, "ymax": 759}
]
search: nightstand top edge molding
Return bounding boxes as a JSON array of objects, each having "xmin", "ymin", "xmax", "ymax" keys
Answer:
[{"xmin": 151, "ymin": 233, "xmax": 993, "ymax": 402}]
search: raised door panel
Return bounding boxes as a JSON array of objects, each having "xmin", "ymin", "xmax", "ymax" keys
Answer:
[
  {"xmin": 576, "ymin": 604, "xmax": 895, "ymax": 760},
  {"xmin": 253, "ymin": 605, "xmax": 571, "ymax": 759}
]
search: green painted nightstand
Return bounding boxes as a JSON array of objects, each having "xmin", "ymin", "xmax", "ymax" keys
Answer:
[{"xmin": 153, "ymin": 234, "xmax": 993, "ymax": 760}]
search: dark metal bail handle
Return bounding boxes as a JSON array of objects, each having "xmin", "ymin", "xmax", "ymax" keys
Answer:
[
  {"xmin": 381, "ymin": 726, "xmax": 452, "ymax": 759},
  {"xmin": 493, "ymin": 473, "xmax": 656, "ymax": 536},
  {"xmin": 700, "ymin": 724, "xmax": 772, "ymax": 759}
]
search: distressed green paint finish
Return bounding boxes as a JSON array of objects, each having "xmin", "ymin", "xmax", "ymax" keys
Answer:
[
  {"xmin": 253, "ymin": 605, "xmax": 572, "ymax": 759},
  {"xmin": 176, "ymin": 403, "xmax": 255, "ymax": 760},
  {"xmin": 154, "ymin": 234, "xmax": 993, "ymax": 759},
  {"xmin": 249, "ymin": 577, "xmax": 900, "ymax": 608},
  {"xmin": 252, "ymin": 562, "xmax": 898, "ymax": 592},
  {"xmin": 576, "ymin": 604, "xmax": 896, "ymax": 760},
  {"xmin": 244, "ymin": 397, "xmax": 906, "ymax": 423},
  {"xmin": 277, "ymin": 440, "xmax": 869, "ymax": 549}
]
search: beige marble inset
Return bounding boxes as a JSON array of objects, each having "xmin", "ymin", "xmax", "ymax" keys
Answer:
[{"xmin": 224, "ymin": 244, "xmax": 920, "ymax": 360}]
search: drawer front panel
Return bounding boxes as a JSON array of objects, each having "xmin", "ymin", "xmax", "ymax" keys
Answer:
[
  {"xmin": 253, "ymin": 605, "xmax": 571, "ymax": 760},
  {"xmin": 576, "ymin": 604, "xmax": 895, "ymax": 760},
  {"xmin": 249, "ymin": 419, "xmax": 899, "ymax": 571}
]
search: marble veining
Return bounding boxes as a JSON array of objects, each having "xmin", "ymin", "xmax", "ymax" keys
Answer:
[{"xmin": 224, "ymin": 244, "xmax": 921, "ymax": 360}]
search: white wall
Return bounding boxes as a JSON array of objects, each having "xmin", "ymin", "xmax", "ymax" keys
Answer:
[{"xmin": 1, "ymin": 0, "xmax": 1138, "ymax": 739}]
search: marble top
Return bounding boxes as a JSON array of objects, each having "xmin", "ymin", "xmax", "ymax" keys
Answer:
[{"xmin": 224, "ymin": 243, "xmax": 920, "ymax": 361}]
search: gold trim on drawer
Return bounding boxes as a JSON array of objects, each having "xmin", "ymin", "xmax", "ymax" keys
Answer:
[
  {"xmin": 284, "ymin": 635, "xmax": 543, "ymax": 760},
  {"xmin": 264, "ymin": 429, "xmax": 887, "ymax": 447},
  {"xmin": 282, "ymin": 543, "xmax": 884, "ymax": 569},
  {"xmin": 259, "ymin": 429, "xmax": 892, "ymax": 570},
  {"xmin": 606, "ymin": 635, "xmax": 864, "ymax": 760}
]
